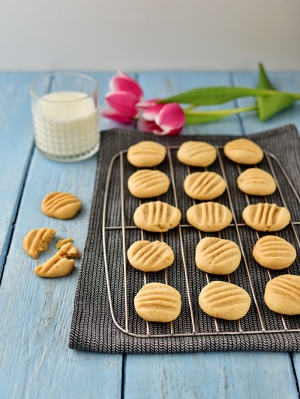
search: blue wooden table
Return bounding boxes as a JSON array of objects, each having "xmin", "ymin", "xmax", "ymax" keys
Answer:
[{"xmin": 0, "ymin": 71, "xmax": 300, "ymax": 399}]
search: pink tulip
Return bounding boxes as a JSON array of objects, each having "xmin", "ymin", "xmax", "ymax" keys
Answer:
[
  {"xmin": 101, "ymin": 71, "xmax": 144, "ymax": 123},
  {"xmin": 138, "ymin": 102, "xmax": 185, "ymax": 136}
]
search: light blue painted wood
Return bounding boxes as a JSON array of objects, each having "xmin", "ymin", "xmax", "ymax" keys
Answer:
[
  {"xmin": 232, "ymin": 71, "xmax": 300, "ymax": 135},
  {"xmin": 0, "ymin": 72, "xmax": 42, "ymax": 277},
  {"xmin": 137, "ymin": 71, "xmax": 245, "ymax": 135},
  {"xmin": 125, "ymin": 352, "xmax": 298, "ymax": 399},
  {"xmin": 0, "ymin": 72, "xmax": 123, "ymax": 399},
  {"xmin": 0, "ymin": 71, "xmax": 299, "ymax": 399}
]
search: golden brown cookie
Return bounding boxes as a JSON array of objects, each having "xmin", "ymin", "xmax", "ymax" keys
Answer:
[
  {"xmin": 56, "ymin": 237, "xmax": 73, "ymax": 248},
  {"xmin": 127, "ymin": 141, "xmax": 166, "ymax": 167},
  {"xmin": 253, "ymin": 236, "xmax": 296, "ymax": 270},
  {"xmin": 177, "ymin": 141, "xmax": 217, "ymax": 167},
  {"xmin": 127, "ymin": 240, "xmax": 174, "ymax": 272},
  {"xmin": 196, "ymin": 237, "xmax": 241, "ymax": 274},
  {"xmin": 128, "ymin": 169, "xmax": 170, "ymax": 198},
  {"xmin": 34, "ymin": 242, "xmax": 80, "ymax": 278},
  {"xmin": 224, "ymin": 138, "xmax": 264, "ymax": 165},
  {"xmin": 237, "ymin": 168, "xmax": 276, "ymax": 196},
  {"xmin": 41, "ymin": 192, "xmax": 82, "ymax": 220},
  {"xmin": 264, "ymin": 275, "xmax": 300, "ymax": 315},
  {"xmin": 199, "ymin": 281, "xmax": 251, "ymax": 320},
  {"xmin": 184, "ymin": 172, "xmax": 226, "ymax": 200},
  {"xmin": 242, "ymin": 203, "xmax": 290, "ymax": 232},
  {"xmin": 134, "ymin": 282, "xmax": 181, "ymax": 322},
  {"xmin": 186, "ymin": 202, "xmax": 232, "ymax": 232},
  {"xmin": 133, "ymin": 201, "xmax": 181, "ymax": 232},
  {"xmin": 23, "ymin": 228, "xmax": 57, "ymax": 258}
]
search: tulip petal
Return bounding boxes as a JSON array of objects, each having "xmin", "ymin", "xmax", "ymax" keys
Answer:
[
  {"xmin": 136, "ymin": 98, "xmax": 161, "ymax": 111},
  {"xmin": 101, "ymin": 108, "xmax": 133, "ymax": 124},
  {"xmin": 110, "ymin": 71, "xmax": 143, "ymax": 100},
  {"xmin": 142, "ymin": 104, "xmax": 166, "ymax": 121},
  {"xmin": 137, "ymin": 116, "xmax": 163, "ymax": 134},
  {"xmin": 155, "ymin": 103, "xmax": 185, "ymax": 135},
  {"xmin": 105, "ymin": 91, "xmax": 139, "ymax": 118}
]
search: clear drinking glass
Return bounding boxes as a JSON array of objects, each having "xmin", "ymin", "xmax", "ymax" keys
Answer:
[{"xmin": 30, "ymin": 72, "xmax": 99, "ymax": 162}]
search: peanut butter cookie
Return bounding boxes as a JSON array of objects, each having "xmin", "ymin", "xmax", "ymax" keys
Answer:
[
  {"xmin": 186, "ymin": 202, "xmax": 232, "ymax": 232},
  {"xmin": 264, "ymin": 275, "xmax": 300, "ymax": 315},
  {"xmin": 127, "ymin": 141, "xmax": 166, "ymax": 167},
  {"xmin": 128, "ymin": 169, "xmax": 170, "ymax": 198},
  {"xmin": 41, "ymin": 192, "xmax": 82, "ymax": 220},
  {"xmin": 23, "ymin": 227, "xmax": 57, "ymax": 258},
  {"xmin": 253, "ymin": 235, "xmax": 296, "ymax": 270},
  {"xmin": 196, "ymin": 237, "xmax": 241, "ymax": 274},
  {"xmin": 133, "ymin": 201, "xmax": 181, "ymax": 232},
  {"xmin": 34, "ymin": 242, "xmax": 80, "ymax": 278},
  {"xmin": 177, "ymin": 141, "xmax": 217, "ymax": 167},
  {"xmin": 242, "ymin": 203, "xmax": 290, "ymax": 232},
  {"xmin": 224, "ymin": 138, "xmax": 264, "ymax": 165},
  {"xmin": 199, "ymin": 281, "xmax": 251, "ymax": 320},
  {"xmin": 127, "ymin": 240, "xmax": 174, "ymax": 272},
  {"xmin": 237, "ymin": 168, "xmax": 276, "ymax": 196},
  {"xmin": 134, "ymin": 282, "xmax": 181, "ymax": 322},
  {"xmin": 184, "ymin": 171, "xmax": 226, "ymax": 200}
]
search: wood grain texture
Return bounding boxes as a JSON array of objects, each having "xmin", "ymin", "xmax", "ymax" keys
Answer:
[
  {"xmin": 0, "ymin": 72, "xmax": 42, "ymax": 278},
  {"xmin": 0, "ymin": 72, "xmax": 123, "ymax": 399},
  {"xmin": 125, "ymin": 353, "xmax": 298, "ymax": 399}
]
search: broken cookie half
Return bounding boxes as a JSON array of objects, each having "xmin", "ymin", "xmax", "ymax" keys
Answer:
[{"xmin": 34, "ymin": 242, "xmax": 80, "ymax": 278}]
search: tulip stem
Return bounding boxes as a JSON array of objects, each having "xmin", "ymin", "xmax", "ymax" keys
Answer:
[{"xmin": 184, "ymin": 105, "xmax": 257, "ymax": 125}]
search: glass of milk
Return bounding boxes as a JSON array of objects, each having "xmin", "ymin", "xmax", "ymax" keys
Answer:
[{"xmin": 30, "ymin": 72, "xmax": 99, "ymax": 162}]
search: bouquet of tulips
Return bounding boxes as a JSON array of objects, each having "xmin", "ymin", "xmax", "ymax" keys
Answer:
[{"xmin": 101, "ymin": 63, "xmax": 300, "ymax": 136}]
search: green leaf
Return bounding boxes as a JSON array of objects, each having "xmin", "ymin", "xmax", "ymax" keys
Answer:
[
  {"xmin": 257, "ymin": 93, "xmax": 297, "ymax": 122},
  {"xmin": 257, "ymin": 62, "xmax": 276, "ymax": 90},
  {"xmin": 256, "ymin": 62, "xmax": 298, "ymax": 121},
  {"xmin": 159, "ymin": 87, "xmax": 278, "ymax": 106},
  {"xmin": 185, "ymin": 106, "xmax": 256, "ymax": 125}
]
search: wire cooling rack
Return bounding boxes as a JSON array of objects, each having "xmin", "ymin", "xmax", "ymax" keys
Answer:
[{"xmin": 102, "ymin": 144, "xmax": 300, "ymax": 339}]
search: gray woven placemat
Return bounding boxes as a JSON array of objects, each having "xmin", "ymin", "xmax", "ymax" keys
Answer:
[{"xmin": 69, "ymin": 124, "xmax": 300, "ymax": 353}]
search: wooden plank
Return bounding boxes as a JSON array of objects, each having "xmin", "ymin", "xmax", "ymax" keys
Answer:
[
  {"xmin": 0, "ymin": 72, "xmax": 42, "ymax": 278},
  {"xmin": 122, "ymin": 71, "xmax": 298, "ymax": 399},
  {"xmin": 0, "ymin": 72, "xmax": 123, "ymax": 399},
  {"xmin": 232, "ymin": 71, "xmax": 300, "ymax": 135},
  {"xmin": 125, "ymin": 352, "xmax": 298, "ymax": 399}
]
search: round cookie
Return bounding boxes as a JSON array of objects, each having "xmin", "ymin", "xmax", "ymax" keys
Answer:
[
  {"xmin": 237, "ymin": 168, "xmax": 276, "ymax": 196},
  {"xmin": 242, "ymin": 203, "xmax": 290, "ymax": 232},
  {"xmin": 252, "ymin": 235, "xmax": 296, "ymax": 270},
  {"xmin": 41, "ymin": 192, "xmax": 82, "ymax": 220},
  {"xmin": 133, "ymin": 201, "xmax": 181, "ymax": 232},
  {"xmin": 186, "ymin": 202, "xmax": 232, "ymax": 232},
  {"xmin": 196, "ymin": 237, "xmax": 241, "ymax": 274},
  {"xmin": 264, "ymin": 275, "xmax": 300, "ymax": 315},
  {"xmin": 177, "ymin": 141, "xmax": 217, "ymax": 167},
  {"xmin": 184, "ymin": 171, "xmax": 226, "ymax": 200},
  {"xmin": 134, "ymin": 282, "xmax": 181, "ymax": 322},
  {"xmin": 127, "ymin": 141, "xmax": 166, "ymax": 167},
  {"xmin": 128, "ymin": 169, "xmax": 170, "ymax": 198},
  {"xmin": 199, "ymin": 281, "xmax": 251, "ymax": 320},
  {"xmin": 224, "ymin": 138, "xmax": 264, "ymax": 165},
  {"xmin": 23, "ymin": 227, "xmax": 57, "ymax": 258},
  {"xmin": 127, "ymin": 240, "xmax": 174, "ymax": 272}
]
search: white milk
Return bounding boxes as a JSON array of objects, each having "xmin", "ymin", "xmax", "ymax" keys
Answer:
[{"xmin": 33, "ymin": 91, "xmax": 99, "ymax": 160}]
